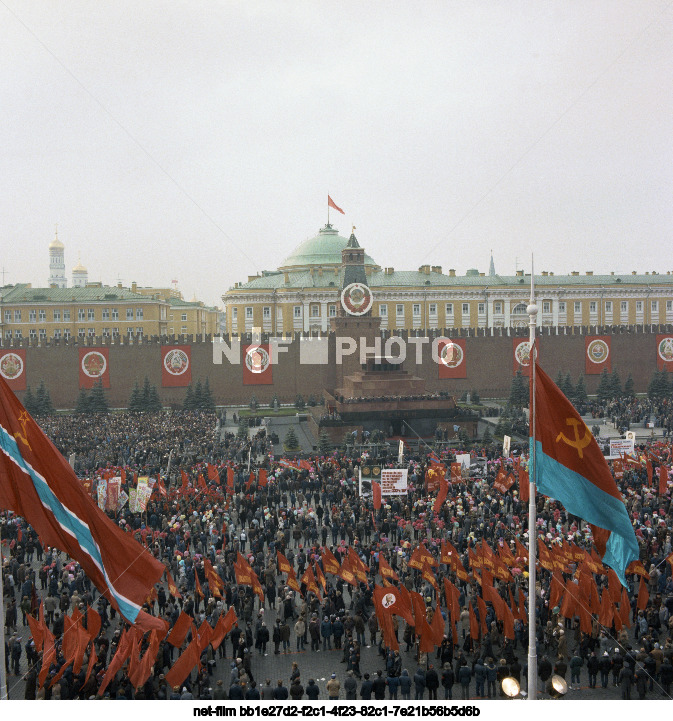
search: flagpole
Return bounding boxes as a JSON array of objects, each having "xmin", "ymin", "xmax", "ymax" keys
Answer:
[
  {"xmin": 527, "ymin": 256, "xmax": 538, "ymax": 700},
  {"xmin": 327, "ymin": 195, "xmax": 330, "ymax": 226}
]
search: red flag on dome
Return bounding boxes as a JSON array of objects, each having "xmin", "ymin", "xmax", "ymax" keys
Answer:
[{"xmin": 328, "ymin": 195, "xmax": 345, "ymax": 214}]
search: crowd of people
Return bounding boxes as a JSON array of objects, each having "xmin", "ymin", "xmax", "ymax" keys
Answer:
[{"xmin": 1, "ymin": 405, "xmax": 673, "ymax": 701}]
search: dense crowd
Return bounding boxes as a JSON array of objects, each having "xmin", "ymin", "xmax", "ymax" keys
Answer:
[{"xmin": 2, "ymin": 409, "xmax": 673, "ymax": 701}]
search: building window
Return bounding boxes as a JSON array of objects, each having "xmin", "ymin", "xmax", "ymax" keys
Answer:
[
  {"xmin": 605, "ymin": 301, "xmax": 612, "ymax": 313},
  {"xmin": 574, "ymin": 301, "xmax": 581, "ymax": 314},
  {"xmin": 112, "ymin": 328, "xmax": 119, "ymax": 337},
  {"xmin": 621, "ymin": 301, "xmax": 628, "ymax": 313},
  {"xmin": 39, "ymin": 329, "xmax": 46, "ymax": 340},
  {"xmin": 379, "ymin": 304, "xmax": 388, "ymax": 317},
  {"xmin": 328, "ymin": 304, "xmax": 336, "ymax": 317},
  {"xmin": 4, "ymin": 311, "xmax": 10, "ymax": 323},
  {"xmin": 63, "ymin": 329, "xmax": 70, "ymax": 340},
  {"xmin": 245, "ymin": 307, "xmax": 253, "ymax": 319},
  {"xmin": 4, "ymin": 330, "xmax": 11, "ymax": 340},
  {"xmin": 559, "ymin": 302, "xmax": 566, "ymax": 313},
  {"xmin": 413, "ymin": 304, "xmax": 421, "ymax": 316},
  {"xmin": 160, "ymin": 306, "xmax": 166, "ymax": 320},
  {"xmin": 78, "ymin": 309, "xmax": 86, "ymax": 321},
  {"xmin": 651, "ymin": 300, "xmax": 659, "ymax": 312},
  {"xmin": 136, "ymin": 308, "xmax": 143, "ymax": 320},
  {"xmin": 102, "ymin": 328, "xmax": 110, "ymax": 337},
  {"xmin": 667, "ymin": 301, "xmax": 673, "ymax": 311},
  {"xmin": 53, "ymin": 309, "xmax": 61, "ymax": 321},
  {"xmin": 294, "ymin": 306, "xmax": 302, "ymax": 318},
  {"xmin": 78, "ymin": 328, "xmax": 86, "ymax": 338},
  {"xmin": 126, "ymin": 308, "xmax": 134, "ymax": 320},
  {"xmin": 263, "ymin": 306, "xmax": 271, "ymax": 319},
  {"xmin": 462, "ymin": 303, "xmax": 469, "ymax": 315},
  {"xmin": 88, "ymin": 328, "xmax": 96, "ymax": 337},
  {"xmin": 542, "ymin": 301, "xmax": 550, "ymax": 313},
  {"xmin": 232, "ymin": 308, "xmax": 238, "ymax": 321},
  {"xmin": 636, "ymin": 301, "xmax": 643, "ymax": 312},
  {"xmin": 102, "ymin": 308, "xmax": 109, "ymax": 320},
  {"xmin": 310, "ymin": 304, "xmax": 320, "ymax": 317},
  {"xmin": 29, "ymin": 329, "xmax": 37, "ymax": 339},
  {"xmin": 14, "ymin": 330, "xmax": 22, "ymax": 339},
  {"xmin": 39, "ymin": 309, "xmax": 46, "ymax": 321},
  {"xmin": 63, "ymin": 308, "xmax": 71, "ymax": 321},
  {"xmin": 478, "ymin": 302, "xmax": 485, "ymax": 314},
  {"xmin": 127, "ymin": 327, "xmax": 135, "ymax": 335},
  {"xmin": 589, "ymin": 301, "xmax": 597, "ymax": 313},
  {"xmin": 136, "ymin": 327, "xmax": 143, "ymax": 336},
  {"xmin": 181, "ymin": 313, "xmax": 187, "ymax": 321},
  {"xmin": 494, "ymin": 302, "xmax": 502, "ymax": 314},
  {"xmin": 29, "ymin": 310, "xmax": 36, "ymax": 322},
  {"xmin": 111, "ymin": 308, "xmax": 118, "ymax": 320},
  {"xmin": 429, "ymin": 303, "xmax": 437, "ymax": 316},
  {"xmin": 14, "ymin": 310, "xmax": 21, "ymax": 322},
  {"xmin": 396, "ymin": 304, "xmax": 404, "ymax": 317},
  {"xmin": 181, "ymin": 326, "xmax": 187, "ymax": 333},
  {"xmin": 87, "ymin": 309, "xmax": 95, "ymax": 321},
  {"xmin": 53, "ymin": 329, "xmax": 61, "ymax": 339},
  {"xmin": 512, "ymin": 303, "xmax": 527, "ymax": 314}
]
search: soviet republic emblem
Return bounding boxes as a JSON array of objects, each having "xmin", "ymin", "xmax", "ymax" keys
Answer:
[
  {"xmin": 587, "ymin": 339, "xmax": 609, "ymax": 364},
  {"xmin": 341, "ymin": 282, "xmax": 373, "ymax": 316}
]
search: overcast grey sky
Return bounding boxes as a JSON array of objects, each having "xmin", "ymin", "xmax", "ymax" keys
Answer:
[{"xmin": 2, "ymin": 1, "xmax": 672, "ymax": 307}]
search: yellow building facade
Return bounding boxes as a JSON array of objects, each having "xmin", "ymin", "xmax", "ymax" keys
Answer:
[{"xmin": 223, "ymin": 224, "xmax": 673, "ymax": 334}]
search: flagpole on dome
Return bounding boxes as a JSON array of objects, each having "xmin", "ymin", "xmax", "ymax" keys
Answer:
[{"xmin": 527, "ymin": 255, "xmax": 538, "ymax": 700}]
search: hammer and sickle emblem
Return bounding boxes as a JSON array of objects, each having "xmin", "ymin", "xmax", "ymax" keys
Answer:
[
  {"xmin": 14, "ymin": 410, "xmax": 32, "ymax": 451},
  {"xmin": 555, "ymin": 418, "xmax": 591, "ymax": 458}
]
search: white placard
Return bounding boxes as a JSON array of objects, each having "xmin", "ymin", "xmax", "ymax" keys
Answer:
[
  {"xmin": 380, "ymin": 468, "xmax": 408, "ymax": 496},
  {"xmin": 608, "ymin": 438, "xmax": 635, "ymax": 459},
  {"xmin": 455, "ymin": 453, "xmax": 470, "ymax": 469},
  {"xmin": 502, "ymin": 435, "xmax": 511, "ymax": 458}
]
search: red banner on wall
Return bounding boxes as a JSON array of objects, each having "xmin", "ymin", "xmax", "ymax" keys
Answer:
[
  {"xmin": 656, "ymin": 335, "xmax": 673, "ymax": 371},
  {"xmin": 243, "ymin": 344, "xmax": 273, "ymax": 385},
  {"xmin": 585, "ymin": 336, "xmax": 611, "ymax": 374},
  {"xmin": 437, "ymin": 339, "xmax": 467, "ymax": 379},
  {"xmin": 0, "ymin": 349, "xmax": 27, "ymax": 391},
  {"xmin": 79, "ymin": 347, "xmax": 110, "ymax": 388},
  {"xmin": 512, "ymin": 338, "xmax": 539, "ymax": 376},
  {"xmin": 161, "ymin": 345, "xmax": 192, "ymax": 387}
]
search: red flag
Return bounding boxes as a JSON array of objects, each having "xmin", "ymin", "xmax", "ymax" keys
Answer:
[
  {"xmin": 198, "ymin": 473, "xmax": 208, "ymax": 491},
  {"xmin": 430, "ymin": 606, "xmax": 445, "ymax": 645},
  {"xmin": 211, "ymin": 608, "xmax": 237, "ymax": 651},
  {"xmin": 660, "ymin": 465, "xmax": 669, "ymax": 495},
  {"xmin": 620, "ymin": 586, "xmax": 632, "ymax": 628},
  {"xmin": 83, "ymin": 643, "xmax": 97, "ymax": 688},
  {"xmin": 0, "ymin": 376, "xmax": 163, "ymax": 625},
  {"xmin": 165, "ymin": 635, "xmax": 201, "ymax": 691},
  {"xmin": 328, "ymin": 195, "xmax": 345, "ymax": 214},
  {"xmin": 166, "ymin": 611, "xmax": 193, "ymax": 648},
  {"xmin": 585, "ymin": 336, "xmax": 611, "ymax": 374},
  {"xmin": 373, "ymin": 584, "xmax": 415, "ymax": 626},
  {"xmin": 207, "ymin": 463, "xmax": 219, "ymax": 482},
  {"xmin": 637, "ymin": 575, "xmax": 650, "ymax": 611},
  {"xmin": 226, "ymin": 466, "xmax": 234, "ymax": 493},
  {"xmin": 321, "ymin": 548, "xmax": 341, "ymax": 575},
  {"xmin": 372, "ymin": 480, "xmax": 382, "ymax": 510},
  {"xmin": 476, "ymin": 595, "xmax": 488, "ymax": 636},
  {"xmin": 277, "ymin": 551, "xmax": 293, "ymax": 575},
  {"xmin": 378, "ymin": 554, "xmax": 399, "ymax": 582},
  {"xmin": 468, "ymin": 602, "xmax": 479, "ymax": 640},
  {"xmin": 598, "ymin": 590, "xmax": 613, "ymax": 628},
  {"xmin": 258, "ymin": 468, "xmax": 268, "ymax": 487},
  {"xmin": 181, "ymin": 470, "xmax": 189, "ymax": 489},
  {"xmin": 86, "ymin": 606, "xmax": 101, "ymax": 642},
  {"xmin": 98, "ymin": 628, "xmax": 133, "ymax": 696},
  {"xmin": 433, "ymin": 472, "xmax": 449, "ymax": 514},
  {"xmin": 166, "ymin": 569, "xmax": 182, "ymax": 599},
  {"xmin": 503, "ymin": 602, "xmax": 515, "ymax": 640}
]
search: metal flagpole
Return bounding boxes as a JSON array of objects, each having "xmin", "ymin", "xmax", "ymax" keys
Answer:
[
  {"xmin": 0, "ymin": 521, "xmax": 8, "ymax": 700},
  {"xmin": 527, "ymin": 256, "xmax": 538, "ymax": 700}
]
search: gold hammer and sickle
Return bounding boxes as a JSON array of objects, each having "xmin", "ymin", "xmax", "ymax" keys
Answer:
[{"xmin": 556, "ymin": 418, "xmax": 591, "ymax": 458}]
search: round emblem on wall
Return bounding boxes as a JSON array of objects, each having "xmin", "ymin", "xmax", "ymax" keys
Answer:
[
  {"xmin": 245, "ymin": 346, "xmax": 270, "ymax": 374},
  {"xmin": 0, "ymin": 353, "xmax": 24, "ymax": 380},
  {"xmin": 440, "ymin": 342, "xmax": 464, "ymax": 368},
  {"xmin": 381, "ymin": 592, "xmax": 396, "ymax": 609},
  {"xmin": 81, "ymin": 351, "xmax": 107, "ymax": 378},
  {"xmin": 514, "ymin": 341, "xmax": 533, "ymax": 367},
  {"xmin": 587, "ymin": 339, "xmax": 609, "ymax": 364},
  {"xmin": 658, "ymin": 337, "xmax": 673, "ymax": 363},
  {"xmin": 341, "ymin": 282, "xmax": 373, "ymax": 316},
  {"xmin": 164, "ymin": 348, "xmax": 189, "ymax": 376}
]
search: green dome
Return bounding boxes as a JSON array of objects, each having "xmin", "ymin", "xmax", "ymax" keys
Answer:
[{"xmin": 279, "ymin": 225, "xmax": 378, "ymax": 270}]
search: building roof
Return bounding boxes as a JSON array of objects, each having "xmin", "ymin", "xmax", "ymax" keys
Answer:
[
  {"xmin": 0, "ymin": 283, "xmax": 156, "ymax": 303},
  {"xmin": 49, "ymin": 232, "xmax": 64, "ymax": 250},
  {"xmin": 278, "ymin": 225, "xmax": 378, "ymax": 270}
]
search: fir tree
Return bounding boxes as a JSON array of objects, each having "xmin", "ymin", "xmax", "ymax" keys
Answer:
[
  {"xmin": 295, "ymin": 394, "xmax": 305, "ymax": 410},
  {"xmin": 147, "ymin": 385, "xmax": 163, "ymax": 412},
  {"xmin": 482, "ymin": 426, "xmax": 493, "ymax": 445},
  {"xmin": 609, "ymin": 369, "xmax": 622, "ymax": 399},
  {"xmin": 508, "ymin": 370, "xmax": 528, "ymax": 409},
  {"xmin": 183, "ymin": 384, "xmax": 196, "ymax": 411},
  {"xmin": 318, "ymin": 428, "xmax": 332, "ymax": 455},
  {"xmin": 458, "ymin": 427, "xmax": 470, "ymax": 446},
  {"xmin": 648, "ymin": 369, "xmax": 669, "ymax": 400},
  {"xmin": 561, "ymin": 372, "xmax": 574, "ymax": 400},
  {"xmin": 141, "ymin": 376, "xmax": 153, "ymax": 411},
  {"xmin": 574, "ymin": 375, "xmax": 588, "ymax": 405},
  {"xmin": 75, "ymin": 388, "xmax": 90, "ymax": 414},
  {"xmin": 307, "ymin": 395, "xmax": 317, "ymax": 407},
  {"xmin": 200, "ymin": 378, "xmax": 215, "ymax": 411},
  {"xmin": 624, "ymin": 373, "xmax": 635, "ymax": 398},
  {"xmin": 88, "ymin": 380, "xmax": 109, "ymax": 414},
  {"xmin": 22, "ymin": 386, "xmax": 38, "ymax": 416},
  {"xmin": 269, "ymin": 393, "xmax": 279, "ymax": 410},
  {"xmin": 250, "ymin": 394, "xmax": 258, "ymax": 411},
  {"xmin": 237, "ymin": 417, "xmax": 249, "ymax": 440},
  {"xmin": 193, "ymin": 380, "xmax": 204, "ymax": 409},
  {"xmin": 555, "ymin": 370, "xmax": 565, "ymax": 390},
  {"xmin": 128, "ymin": 381, "xmax": 143, "ymax": 412},
  {"xmin": 470, "ymin": 389, "xmax": 480, "ymax": 404},
  {"xmin": 596, "ymin": 368, "xmax": 612, "ymax": 402},
  {"xmin": 284, "ymin": 425, "xmax": 300, "ymax": 450},
  {"xmin": 35, "ymin": 380, "xmax": 54, "ymax": 415}
]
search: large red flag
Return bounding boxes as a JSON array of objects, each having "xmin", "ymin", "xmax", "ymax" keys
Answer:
[
  {"xmin": 165, "ymin": 635, "xmax": 201, "ymax": 690},
  {"xmin": 328, "ymin": 195, "xmax": 345, "ymax": 214},
  {"xmin": 211, "ymin": 607, "xmax": 237, "ymax": 651},
  {"xmin": 372, "ymin": 480, "xmax": 382, "ymax": 510},
  {"xmin": 0, "ymin": 375, "xmax": 163, "ymax": 624},
  {"xmin": 433, "ymin": 472, "xmax": 449, "ymax": 514},
  {"xmin": 373, "ymin": 584, "xmax": 415, "ymax": 626},
  {"xmin": 166, "ymin": 611, "xmax": 193, "ymax": 648},
  {"xmin": 660, "ymin": 465, "xmax": 669, "ymax": 495}
]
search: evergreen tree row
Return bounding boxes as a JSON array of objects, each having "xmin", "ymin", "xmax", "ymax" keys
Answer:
[
  {"xmin": 22, "ymin": 381, "xmax": 55, "ymax": 416},
  {"xmin": 648, "ymin": 369, "xmax": 673, "ymax": 400},
  {"xmin": 183, "ymin": 379, "xmax": 215, "ymax": 411},
  {"xmin": 128, "ymin": 377, "xmax": 163, "ymax": 413},
  {"xmin": 75, "ymin": 380, "xmax": 109, "ymax": 414}
]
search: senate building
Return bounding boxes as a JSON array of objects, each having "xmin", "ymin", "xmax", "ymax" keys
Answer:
[{"xmin": 223, "ymin": 223, "xmax": 673, "ymax": 335}]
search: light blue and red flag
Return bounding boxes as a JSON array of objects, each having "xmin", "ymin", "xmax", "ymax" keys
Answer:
[
  {"xmin": 532, "ymin": 363, "xmax": 638, "ymax": 585},
  {"xmin": 0, "ymin": 375, "xmax": 164, "ymax": 623}
]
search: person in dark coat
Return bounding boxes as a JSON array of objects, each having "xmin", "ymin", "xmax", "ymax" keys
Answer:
[
  {"xmin": 485, "ymin": 658, "xmax": 497, "ymax": 699},
  {"xmin": 538, "ymin": 655, "xmax": 552, "ymax": 691},
  {"xmin": 587, "ymin": 652, "xmax": 599, "ymax": 689},
  {"xmin": 228, "ymin": 680, "xmax": 244, "ymax": 699},
  {"xmin": 598, "ymin": 651, "xmax": 612, "ymax": 688},
  {"xmin": 457, "ymin": 662, "xmax": 471, "ymax": 700},
  {"xmin": 413, "ymin": 667, "xmax": 426, "ymax": 700},
  {"xmin": 399, "ymin": 668, "xmax": 412, "ymax": 700},
  {"xmin": 344, "ymin": 671, "xmax": 357, "ymax": 700},
  {"xmin": 496, "ymin": 659, "xmax": 510, "ymax": 697},
  {"xmin": 441, "ymin": 662, "xmax": 454, "ymax": 700},
  {"xmin": 360, "ymin": 673, "xmax": 373, "ymax": 700},
  {"xmin": 634, "ymin": 664, "xmax": 648, "ymax": 700},
  {"xmin": 425, "ymin": 664, "xmax": 439, "ymax": 700},
  {"xmin": 372, "ymin": 670, "xmax": 386, "ymax": 700},
  {"xmin": 305, "ymin": 679, "xmax": 320, "ymax": 700},
  {"xmin": 474, "ymin": 658, "xmax": 486, "ymax": 698},
  {"xmin": 619, "ymin": 665, "xmax": 634, "ymax": 700},
  {"xmin": 273, "ymin": 680, "xmax": 289, "ymax": 700},
  {"xmin": 660, "ymin": 657, "xmax": 673, "ymax": 695},
  {"xmin": 289, "ymin": 678, "xmax": 304, "ymax": 700}
]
